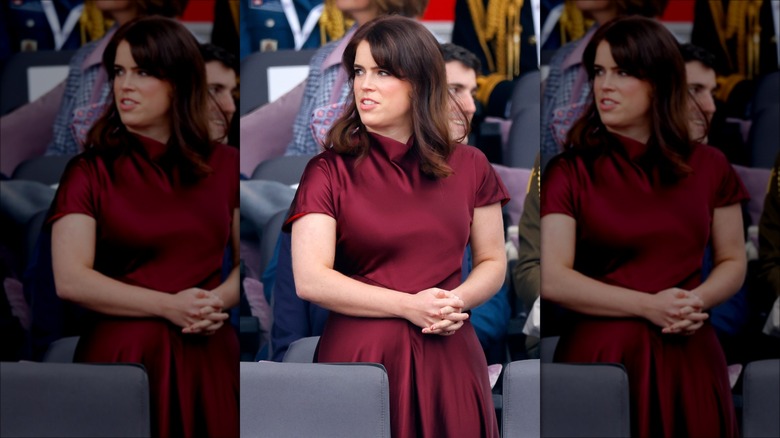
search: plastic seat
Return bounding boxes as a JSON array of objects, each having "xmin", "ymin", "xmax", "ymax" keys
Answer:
[
  {"xmin": 742, "ymin": 359, "xmax": 780, "ymax": 438},
  {"xmin": 502, "ymin": 359, "xmax": 541, "ymax": 438},
  {"xmin": 239, "ymin": 49, "xmax": 317, "ymax": 116},
  {"xmin": 0, "ymin": 50, "xmax": 76, "ymax": 115},
  {"xmin": 41, "ymin": 335, "xmax": 80, "ymax": 363},
  {"xmin": 539, "ymin": 336, "xmax": 559, "ymax": 363},
  {"xmin": 541, "ymin": 362, "xmax": 630, "ymax": 437},
  {"xmin": 240, "ymin": 361, "xmax": 391, "ymax": 437},
  {"xmin": 505, "ymin": 70, "xmax": 541, "ymax": 168},
  {"xmin": 11, "ymin": 154, "xmax": 75, "ymax": 186},
  {"xmin": 0, "ymin": 362, "xmax": 151, "ymax": 437},
  {"xmin": 251, "ymin": 154, "xmax": 314, "ymax": 186},
  {"xmin": 282, "ymin": 335, "xmax": 320, "ymax": 363}
]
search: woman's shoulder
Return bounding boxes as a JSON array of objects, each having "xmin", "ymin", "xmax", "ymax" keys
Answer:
[{"xmin": 688, "ymin": 142, "xmax": 732, "ymax": 168}]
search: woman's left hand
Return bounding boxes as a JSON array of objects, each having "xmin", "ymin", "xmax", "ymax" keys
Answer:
[{"xmin": 421, "ymin": 290, "xmax": 469, "ymax": 336}]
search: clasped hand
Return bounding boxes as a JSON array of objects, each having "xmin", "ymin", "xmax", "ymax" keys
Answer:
[
  {"xmin": 166, "ymin": 288, "xmax": 229, "ymax": 335},
  {"xmin": 647, "ymin": 288, "xmax": 708, "ymax": 336},
  {"xmin": 408, "ymin": 288, "xmax": 469, "ymax": 337}
]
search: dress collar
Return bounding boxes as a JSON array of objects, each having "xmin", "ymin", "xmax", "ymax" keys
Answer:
[
  {"xmin": 369, "ymin": 132, "xmax": 413, "ymax": 163},
  {"xmin": 613, "ymin": 133, "xmax": 649, "ymax": 161},
  {"xmin": 134, "ymin": 133, "xmax": 168, "ymax": 161}
]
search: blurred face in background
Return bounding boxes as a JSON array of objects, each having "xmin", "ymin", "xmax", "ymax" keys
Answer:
[
  {"xmin": 205, "ymin": 61, "xmax": 237, "ymax": 143},
  {"xmin": 336, "ymin": 0, "xmax": 380, "ymax": 24},
  {"xmin": 445, "ymin": 60, "xmax": 478, "ymax": 143},
  {"xmin": 684, "ymin": 60, "xmax": 717, "ymax": 143}
]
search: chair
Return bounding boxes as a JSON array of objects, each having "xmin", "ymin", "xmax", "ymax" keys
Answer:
[
  {"xmin": 505, "ymin": 70, "xmax": 541, "ymax": 168},
  {"xmin": 502, "ymin": 359, "xmax": 541, "ymax": 438},
  {"xmin": 259, "ymin": 209, "xmax": 289, "ymax": 276},
  {"xmin": 0, "ymin": 50, "xmax": 76, "ymax": 115},
  {"xmin": 541, "ymin": 363, "xmax": 630, "ymax": 437},
  {"xmin": 240, "ymin": 361, "xmax": 391, "ymax": 438},
  {"xmin": 282, "ymin": 335, "xmax": 320, "ymax": 363},
  {"xmin": 11, "ymin": 154, "xmax": 75, "ymax": 186},
  {"xmin": 539, "ymin": 336, "xmax": 559, "ymax": 363},
  {"xmin": 0, "ymin": 362, "xmax": 151, "ymax": 437},
  {"xmin": 251, "ymin": 154, "xmax": 314, "ymax": 186},
  {"xmin": 239, "ymin": 49, "xmax": 317, "ymax": 116},
  {"xmin": 41, "ymin": 336, "xmax": 79, "ymax": 362},
  {"xmin": 742, "ymin": 359, "xmax": 780, "ymax": 438},
  {"xmin": 747, "ymin": 104, "xmax": 779, "ymax": 169}
]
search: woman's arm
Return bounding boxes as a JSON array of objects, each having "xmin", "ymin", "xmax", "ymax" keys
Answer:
[
  {"xmin": 52, "ymin": 214, "xmax": 224, "ymax": 329},
  {"xmin": 451, "ymin": 202, "xmax": 507, "ymax": 311},
  {"xmin": 291, "ymin": 213, "xmax": 465, "ymax": 329},
  {"xmin": 541, "ymin": 213, "xmax": 705, "ymax": 328},
  {"xmin": 209, "ymin": 208, "xmax": 241, "ymax": 309},
  {"xmin": 690, "ymin": 204, "xmax": 747, "ymax": 309}
]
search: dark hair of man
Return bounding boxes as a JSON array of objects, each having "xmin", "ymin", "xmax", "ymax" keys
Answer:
[
  {"xmin": 200, "ymin": 43, "xmax": 238, "ymax": 74},
  {"xmin": 679, "ymin": 43, "xmax": 717, "ymax": 71},
  {"xmin": 326, "ymin": 16, "xmax": 455, "ymax": 178},
  {"xmin": 86, "ymin": 16, "xmax": 213, "ymax": 184},
  {"xmin": 565, "ymin": 15, "xmax": 692, "ymax": 185},
  {"xmin": 441, "ymin": 43, "xmax": 482, "ymax": 75}
]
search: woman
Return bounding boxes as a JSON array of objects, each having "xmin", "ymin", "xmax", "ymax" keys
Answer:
[
  {"xmin": 239, "ymin": 0, "xmax": 428, "ymax": 174},
  {"xmin": 541, "ymin": 16, "xmax": 747, "ymax": 437},
  {"xmin": 49, "ymin": 17, "xmax": 239, "ymax": 437},
  {"xmin": 285, "ymin": 16, "xmax": 507, "ymax": 438}
]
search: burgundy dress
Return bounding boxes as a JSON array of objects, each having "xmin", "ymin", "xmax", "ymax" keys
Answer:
[
  {"xmin": 542, "ymin": 134, "xmax": 748, "ymax": 438},
  {"xmin": 48, "ymin": 135, "xmax": 239, "ymax": 438},
  {"xmin": 284, "ymin": 133, "xmax": 508, "ymax": 438}
]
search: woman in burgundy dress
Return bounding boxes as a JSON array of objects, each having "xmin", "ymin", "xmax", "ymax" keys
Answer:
[
  {"xmin": 541, "ymin": 16, "xmax": 747, "ymax": 437},
  {"xmin": 284, "ymin": 16, "xmax": 507, "ymax": 438},
  {"xmin": 49, "ymin": 17, "xmax": 239, "ymax": 437}
]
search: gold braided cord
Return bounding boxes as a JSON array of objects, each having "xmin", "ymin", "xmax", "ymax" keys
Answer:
[
  {"xmin": 319, "ymin": 0, "xmax": 354, "ymax": 44},
  {"xmin": 475, "ymin": 73, "xmax": 507, "ymax": 106},
  {"xmin": 559, "ymin": 1, "xmax": 592, "ymax": 45},
  {"xmin": 80, "ymin": 1, "xmax": 113, "ymax": 44},
  {"xmin": 467, "ymin": 0, "xmax": 523, "ymax": 77},
  {"xmin": 714, "ymin": 73, "xmax": 745, "ymax": 102},
  {"xmin": 708, "ymin": 0, "xmax": 763, "ymax": 80},
  {"xmin": 229, "ymin": 0, "xmax": 239, "ymax": 33}
]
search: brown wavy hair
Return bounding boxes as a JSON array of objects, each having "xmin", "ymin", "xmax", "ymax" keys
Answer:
[
  {"xmin": 86, "ymin": 16, "xmax": 213, "ymax": 183},
  {"xmin": 374, "ymin": 0, "xmax": 429, "ymax": 17},
  {"xmin": 325, "ymin": 15, "xmax": 455, "ymax": 178},
  {"xmin": 565, "ymin": 15, "xmax": 692, "ymax": 184}
]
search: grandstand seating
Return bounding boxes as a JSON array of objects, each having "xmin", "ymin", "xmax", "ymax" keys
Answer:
[
  {"xmin": 240, "ymin": 361, "xmax": 391, "ymax": 437},
  {"xmin": 502, "ymin": 359, "xmax": 541, "ymax": 438},
  {"xmin": 11, "ymin": 154, "xmax": 75, "ymax": 186},
  {"xmin": 0, "ymin": 50, "xmax": 75, "ymax": 115},
  {"xmin": 251, "ymin": 154, "xmax": 314, "ymax": 185},
  {"xmin": 541, "ymin": 362, "xmax": 631, "ymax": 437},
  {"xmin": 282, "ymin": 335, "xmax": 320, "ymax": 363},
  {"xmin": 41, "ymin": 335, "xmax": 79, "ymax": 363},
  {"xmin": 0, "ymin": 362, "xmax": 150, "ymax": 437},
  {"xmin": 239, "ymin": 49, "xmax": 317, "ymax": 116},
  {"xmin": 505, "ymin": 70, "xmax": 541, "ymax": 168},
  {"xmin": 742, "ymin": 358, "xmax": 780, "ymax": 438}
]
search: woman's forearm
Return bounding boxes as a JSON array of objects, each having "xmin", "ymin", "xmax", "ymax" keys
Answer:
[
  {"xmin": 452, "ymin": 258, "xmax": 506, "ymax": 311},
  {"xmin": 211, "ymin": 265, "xmax": 240, "ymax": 309},
  {"xmin": 692, "ymin": 258, "xmax": 746, "ymax": 310}
]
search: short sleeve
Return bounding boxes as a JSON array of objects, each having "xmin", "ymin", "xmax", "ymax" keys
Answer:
[
  {"xmin": 47, "ymin": 155, "xmax": 100, "ymax": 225},
  {"xmin": 540, "ymin": 155, "xmax": 578, "ymax": 218},
  {"xmin": 473, "ymin": 150, "xmax": 510, "ymax": 208},
  {"xmin": 282, "ymin": 154, "xmax": 336, "ymax": 232},
  {"xmin": 710, "ymin": 149, "xmax": 750, "ymax": 208}
]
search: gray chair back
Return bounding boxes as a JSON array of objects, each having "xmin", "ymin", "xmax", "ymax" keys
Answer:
[
  {"xmin": 742, "ymin": 358, "xmax": 780, "ymax": 438},
  {"xmin": 251, "ymin": 154, "xmax": 314, "ymax": 186},
  {"xmin": 747, "ymin": 104, "xmax": 779, "ymax": 169},
  {"xmin": 0, "ymin": 50, "xmax": 76, "ymax": 115},
  {"xmin": 502, "ymin": 359, "xmax": 541, "ymax": 437},
  {"xmin": 260, "ymin": 209, "xmax": 289, "ymax": 276},
  {"xmin": 41, "ymin": 336, "xmax": 80, "ymax": 363},
  {"xmin": 239, "ymin": 49, "xmax": 317, "ymax": 116},
  {"xmin": 0, "ymin": 362, "xmax": 151, "ymax": 437},
  {"xmin": 282, "ymin": 335, "xmax": 320, "ymax": 363},
  {"xmin": 541, "ymin": 363, "xmax": 630, "ymax": 437},
  {"xmin": 539, "ymin": 336, "xmax": 559, "ymax": 363},
  {"xmin": 11, "ymin": 154, "xmax": 75, "ymax": 186},
  {"xmin": 505, "ymin": 70, "xmax": 541, "ymax": 168},
  {"xmin": 240, "ymin": 361, "xmax": 391, "ymax": 438}
]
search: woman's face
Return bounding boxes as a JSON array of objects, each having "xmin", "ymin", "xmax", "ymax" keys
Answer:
[
  {"xmin": 592, "ymin": 41, "xmax": 653, "ymax": 143},
  {"xmin": 113, "ymin": 40, "xmax": 173, "ymax": 143},
  {"xmin": 336, "ymin": 0, "xmax": 380, "ymax": 23},
  {"xmin": 353, "ymin": 40, "xmax": 413, "ymax": 143}
]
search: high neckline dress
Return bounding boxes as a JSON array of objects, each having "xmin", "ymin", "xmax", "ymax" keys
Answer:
[
  {"xmin": 284, "ymin": 133, "xmax": 509, "ymax": 438},
  {"xmin": 48, "ymin": 134, "xmax": 239, "ymax": 437},
  {"xmin": 542, "ymin": 134, "xmax": 749, "ymax": 437}
]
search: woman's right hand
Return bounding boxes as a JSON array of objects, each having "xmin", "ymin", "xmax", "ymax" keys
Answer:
[
  {"xmin": 163, "ymin": 288, "xmax": 226, "ymax": 331},
  {"xmin": 405, "ymin": 288, "xmax": 468, "ymax": 335}
]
